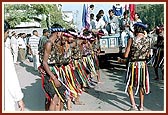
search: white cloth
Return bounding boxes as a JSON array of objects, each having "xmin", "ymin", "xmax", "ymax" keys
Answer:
[
  {"xmin": 121, "ymin": 30, "xmax": 132, "ymax": 47},
  {"xmin": 17, "ymin": 37, "xmax": 26, "ymax": 49},
  {"xmin": 10, "ymin": 36, "xmax": 18, "ymax": 63},
  {"xmin": 95, "ymin": 18, "xmax": 105, "ymax": 30},
  {"xmin": 33, "ymin": 54, "xmax": 40, "ymax": 70},
  {"xmin": 95, "ymin": 19, "xmax": 108, "ymax": 35},
  {"xmin": 108, "ymin": 15, "xmax": 120, "ymax": 33},
  {"xmin": 5, "ymin": 37, "xmax": 11, "ymax": 49},
  {"xmin": 4, "ymin": 45, "xmax": 24, "ymax": 111}
]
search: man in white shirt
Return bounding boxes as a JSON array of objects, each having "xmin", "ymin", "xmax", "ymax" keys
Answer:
[
  {"xmin": 107, "ymin": 9, "xmax": 120, "ymax": 34},
  {"xmin": 4, "ymin": 20, "xmax": 25, "ymax": 111},
  {"xmin": 17, "ymin": 33, "xmax": 26, "ymax": 63},
  {"xmin": 10, "ymin": 31, "xmax": 18, "ymax": 64},
  {"xmin": 129, "ymin": 13, "xmax": 142, "ymax": 38},
  {"xmin": 28, "ymin": 30, "xmax": 40, "ymax": 70},
  {"xmin": 95, "ymin": 13, "xmax": 108, "ymax": 35}
]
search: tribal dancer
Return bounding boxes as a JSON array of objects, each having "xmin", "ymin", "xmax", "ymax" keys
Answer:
[
  {"xmin": 80, "ymin": 29, "xmax": 97, "ymax": 86},
  {"xmin": 91, "ymin": 31, "xmax": 104, "ymax": 83},
  {"xmin": 70, "ymin": 33, "xmax": 87, "ymax": 105},
  {"xmin": 124, "ymin": 22, "xmax": 150, "ymax": 111},
  {"xmin": 61, "ymin": 31, "xmax": 83, "ymax": 109},
  {"xmin": 39, "ymin": 23, "xmax": 69, "ymax": 111}
]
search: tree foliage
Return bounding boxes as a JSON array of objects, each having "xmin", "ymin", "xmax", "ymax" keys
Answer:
[
  {"xmin": 136, "ymin": 4, "xmax": 164, "ymax": 30},
  {"xmin": 4, "ymin": 4, "xmax": 71, "ymax": 29}
]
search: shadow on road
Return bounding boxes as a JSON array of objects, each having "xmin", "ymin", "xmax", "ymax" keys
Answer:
[
  {"xmin": 22, "ymin": 78, "xmax": 45, "ymax": 111},
  {"xmin": 19, "ymin": 62, "xmax": 40, "ymax": 76},
  {"xmin": 91, "ymin": 56, "xmax": 164, "ymax": 111},
  {"xmin": 85, "ymin": 87, "xmax": 130, "ymax": 111}
]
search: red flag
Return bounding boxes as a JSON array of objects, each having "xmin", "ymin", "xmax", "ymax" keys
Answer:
[{"xmin": 129, "ymin": 4, "xmax": 135, "ymax": 21}]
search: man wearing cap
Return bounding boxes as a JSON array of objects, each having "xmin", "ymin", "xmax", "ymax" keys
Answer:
[
  {"xmin": 39, "ymin": 23, "xmax": 68, "ymax": 111},
  {"xmin": 10, "ymin": 31, "xmax": 19, "ymax": 64},
  {"xmin": 124, "ymin": 22, "xmax": 150, "ymax": 111}
]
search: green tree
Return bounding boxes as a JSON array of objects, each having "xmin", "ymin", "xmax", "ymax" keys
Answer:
[
  {"xmin": 136, "ymin": 4, "xmax": 164, "ymax": 30},
  {"xmin": 4, "ymin": 4, "xmax": 71, "ymax": 29},
  {"xmin": 4, "ymin": 4, "xmax": 32, "ymax": 27}
]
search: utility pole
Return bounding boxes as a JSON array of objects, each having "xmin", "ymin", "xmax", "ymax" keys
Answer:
[
  {"xmin": 73, "ymin": 10, "xmax": 79, "ymax": 31},
  {"xmin": 76, "ymin": 10, "xmax": 79, "ymax": 31}
]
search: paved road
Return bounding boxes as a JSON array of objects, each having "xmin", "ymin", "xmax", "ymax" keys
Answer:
[{"xmin": 15, "ymin": 59, "xmax": 165, "ymax": 112}]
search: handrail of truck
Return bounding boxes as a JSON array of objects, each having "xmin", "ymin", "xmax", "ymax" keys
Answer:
[{"xmin": 101, "ymin": 33, "xmax": 120, "ymax": 38}]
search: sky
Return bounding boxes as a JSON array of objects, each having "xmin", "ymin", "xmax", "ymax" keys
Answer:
[{"xmin": 62, "ymin": 3, "xmax": 114, "ymax": 30}]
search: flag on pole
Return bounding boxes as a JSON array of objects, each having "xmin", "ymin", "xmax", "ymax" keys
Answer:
[
  {"xmin": 129, "ymin": 4, "xmax": 135, "ymax": 21},
  {"xmin": 82, "ymin": 4, "xmax": 90, "ymax": 29},
  {"xmin": 124, "ymin": 4, "xmax": 129, "ymax": 12}
]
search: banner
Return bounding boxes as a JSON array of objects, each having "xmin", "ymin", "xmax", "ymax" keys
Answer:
[
  {"xmin": 129, "ymin": 4, "xmax": 135, "ymax": 21},
  {"xmin": 82, "ymin": 4, "xmax": 90, "ymax": 29}
]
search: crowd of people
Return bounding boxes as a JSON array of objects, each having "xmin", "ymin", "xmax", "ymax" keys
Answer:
[
  {"xmin": 4, "ymin": 5, "xmax": 164, "ymax": 112},
  {"xmin": 89, "ymin": 5, "xmax": 144, "ymax": 48},
  {"xmin": 37, "ymin": 24, "xmax": 103, "ymax": 111},
  {"xmin": 4, "ymin": 20, "xmax": 104, "ymax": 111}
]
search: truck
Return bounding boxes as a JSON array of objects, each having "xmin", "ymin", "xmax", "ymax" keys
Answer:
[
  {"xmin": 99, "ymin": 32, "xmax": 127, "ymax": 55},
  {"xmin": 98, "ymin": 30, "xmax": 157, "ymax": 64}
]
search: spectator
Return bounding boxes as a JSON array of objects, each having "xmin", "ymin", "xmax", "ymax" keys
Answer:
[
  {"xmin": 112, "ymin": 4, "xmax": 123, "ymax": 17},
  {"xmin": 95, "ymin": 14, "xmax": 108, "ymax": 35},
  {"xmin": 97, "ymin": 9, "xmax": 108, "ymax": 24},
  {"xmin": 129, "ymin": 12, "xmax": 142, "ymax": 38},
  {"xmin": 17, "ymin": 33, "xmax": 26, "ymax": 63},
  {"xmin": 25, "ymin": 34, "xmax": 32, "ymax": 61},
  {"xmin": 38, "ymin": 29, "xmax": 49, "ymax": 64},
  {"xmin": 28, "ymin": 30, "xmax": 40, "ymax": 70},
  {"xmin": 4, "ymin": 20, "xmax": 25, "ymax": 111},
  {"xmin": 10, "ymin": 31, "xmax": 19, "ymax": 64}
]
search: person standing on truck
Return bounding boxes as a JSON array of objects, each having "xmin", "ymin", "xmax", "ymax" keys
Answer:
[
  {"xmin": 124, "ymin": 22, "xmax": 150, "ymax": 111},
  {"xmin": 95, "ymin": 13, "xmax": 108, "ymax": 35},
  {"xmin": 90, "ymin": 13, "xmax": 96, "ymax": 31},
  {"xmin": 120, "ymin": 10, "xmax": 131, "ymax": 47},
  {"xmin": 106, "ymin": 9, "xmax": 120, "ymax": 35},
  {"xmin": 129, "ymin": 13, "xmax": 142, "ymax": 38}
]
